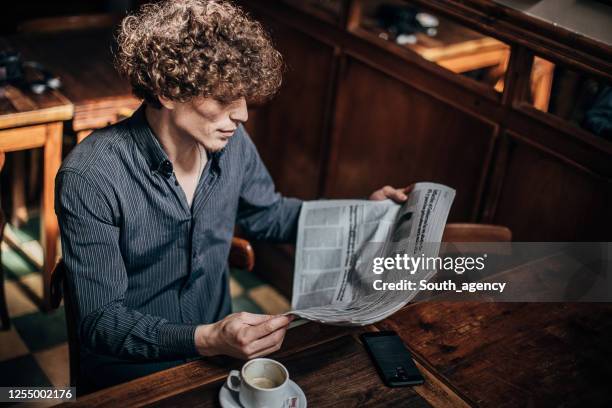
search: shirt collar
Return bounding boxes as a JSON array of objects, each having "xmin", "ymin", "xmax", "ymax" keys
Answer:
[{"xmin": 128, "ymin": 103, "xmax": 225, "ymax": 178}]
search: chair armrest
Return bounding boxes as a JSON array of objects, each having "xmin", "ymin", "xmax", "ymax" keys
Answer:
[{"xmin": 229, "ymin": 237, "xmax": 255, "ymax": 272}]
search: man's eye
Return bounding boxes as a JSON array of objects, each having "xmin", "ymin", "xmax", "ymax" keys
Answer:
[{"xmin": 222, "ymin": 98, "xmax": 244, "ymax": 107}]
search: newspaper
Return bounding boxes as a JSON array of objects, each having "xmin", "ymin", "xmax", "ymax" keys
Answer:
[{"xmin": 288, "ymin": 182, "xmax": 455, "ymax": 326}]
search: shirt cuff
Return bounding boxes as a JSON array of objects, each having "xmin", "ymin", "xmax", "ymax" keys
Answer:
[
  {"xmin": 284, "ymin": 197, "xmax": 303, "ymax": 242},
  {"xmin": 158, "ymin": 323, "xmax": 198, "ymax": 357}
]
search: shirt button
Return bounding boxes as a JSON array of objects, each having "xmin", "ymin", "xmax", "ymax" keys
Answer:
[
  {"xmin": 161, "ymin": 160, "xmax": 172, "ymax": 170},
  {"xmin": 159, "ymin": 160, "xmax": 173, "ymax": 178}
]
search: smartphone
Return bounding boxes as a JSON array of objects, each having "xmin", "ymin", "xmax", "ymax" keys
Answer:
[{"xmin": 361, "ymin": 331, "xmax": 425, "ymax": 387}]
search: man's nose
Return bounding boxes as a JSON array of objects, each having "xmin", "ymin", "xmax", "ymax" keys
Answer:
[{"xmin": 229, "ymin": 98, "xmax": 248, "ymax": 123}]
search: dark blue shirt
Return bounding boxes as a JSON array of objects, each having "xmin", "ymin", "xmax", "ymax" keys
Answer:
[{"xmin": 55, "ymin": 105, "xmax": 302, "ymax": 363}]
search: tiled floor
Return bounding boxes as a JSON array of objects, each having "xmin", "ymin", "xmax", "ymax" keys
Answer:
[{"xmin": 1, "ymin": 222, "xmax": 291, "ymax": 389}]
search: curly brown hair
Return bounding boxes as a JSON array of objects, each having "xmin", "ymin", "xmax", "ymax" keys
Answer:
[{"xmin": 115, "ymin": 0, "xmax": 283, "ymax": 107}]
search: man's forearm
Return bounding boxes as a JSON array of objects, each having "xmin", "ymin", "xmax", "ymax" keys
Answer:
[{"xmin": 81, "ymin": 303, "xmax": 198, "ymax": 360}]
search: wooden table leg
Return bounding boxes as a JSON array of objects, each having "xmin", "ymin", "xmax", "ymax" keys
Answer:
[
  {"xmin": 0, "ymin": 151, "xmax": 10, "ymax": 329},
  {"xmin": 11, "ymin": 151, "xmax": 29, "ymax": 226},
  {"xmin": 41, "ymin": 123, "xmax": 62, "ymax": 311}
]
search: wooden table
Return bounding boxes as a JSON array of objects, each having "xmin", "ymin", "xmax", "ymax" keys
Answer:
[
  {"xmin": 67, "ymin": 256, "xmax": 612, "ymax": 407},
  {"xmin": 5, "ymin": 28, "xmax": 141, "ymax": 141},
  {"xmin": 377, "ymin": 252, "xmax": 612, "ymax": 407},
  {"xmin": 0, "ymin": 85, "xmax": 73, "ymax": 310},
  {"xmin": 67, "ymin": 322, "xmax": 465, "ymax": 408},
  {"xmin": 1, "ymin": 27, "xmax": 138, "ymax": 309},
  {"xmin": 380, "ymin": 302, "xmax": 612, "ymax": 407}
]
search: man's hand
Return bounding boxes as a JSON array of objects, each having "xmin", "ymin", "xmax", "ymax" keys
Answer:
[
  {"xmin": 369, "ymin": 184, "xmax": 414, "ymax": 203},
  {"xmin": 195, "ymin": 312, "xmax": 293, "ymax": 359}
]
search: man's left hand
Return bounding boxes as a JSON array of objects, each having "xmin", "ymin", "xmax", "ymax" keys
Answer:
[{"xmin": 369, "ymin": 184, "xmax": 414, "ymax": 203}]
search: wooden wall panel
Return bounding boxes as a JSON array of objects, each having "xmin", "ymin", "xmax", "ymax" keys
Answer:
[
  {"xmin": 324, "ymin": 58, "xmax": 496, "ymax": 221},
  {"xmin": 492, "ymin": 133, "xmax": 612, "ymax": 241},
  {"xmin": 246, "ymin": 20, "xmax": 335, "ymax": 200},
  {"xmin": 243, "ymin": 18, "xmax": 337, "ymax": 293},
  {"xmin": 241, "ymin": 1, "xmax": 612, "ymax": 243}
]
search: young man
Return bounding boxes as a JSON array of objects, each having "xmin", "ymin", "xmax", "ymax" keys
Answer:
[{"xmin": 55, "ymin": 0, "xmax": 411, "ymax": 390}]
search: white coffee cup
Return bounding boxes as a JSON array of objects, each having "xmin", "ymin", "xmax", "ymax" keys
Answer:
[{"xmin": 226, "ymin": 358, "xmax": 297, "ymax": 408}]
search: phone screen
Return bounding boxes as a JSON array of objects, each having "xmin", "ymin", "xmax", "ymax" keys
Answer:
[{"xmin": 361, "ymin": 331, "xmax": 425, "ymax": 387}]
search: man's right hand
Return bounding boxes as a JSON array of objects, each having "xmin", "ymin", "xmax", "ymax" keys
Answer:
[{"xmin": 194, "ymin": 312, "xmax": 293, "ymax": 359}]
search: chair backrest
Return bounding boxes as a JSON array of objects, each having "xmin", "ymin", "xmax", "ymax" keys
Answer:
[
  {"xmin": 49, "ymin": 260, "xmax": 80, "ymax": 388},
  {"xmin": 442, "ymin": 223, "xmax": 512, "ymax": 243}
]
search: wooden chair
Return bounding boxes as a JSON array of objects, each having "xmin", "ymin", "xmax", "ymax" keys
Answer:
[
  {"xmin": 49, "ymin": 237, "xmax": 254, "ymax": 389},
  {"xmin": 0, "ymin": 153, "xmax": 10, "ymax": 329},
  {"xmin": 441, "ymin": 223, "xmax": 512, "ymax": 258},
  {"xmin": 442, "ymin": 223, "xmax": 512, "ymax": 243}
]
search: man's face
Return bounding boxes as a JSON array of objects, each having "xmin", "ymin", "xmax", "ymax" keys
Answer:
[{"xmin": 168, "ymin": 97, "xmax": 248, "ymax": 152}]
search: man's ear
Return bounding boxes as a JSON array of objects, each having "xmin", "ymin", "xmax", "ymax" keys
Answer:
[{"xmin": 158, "ymin": 96, "xmax": 176, "ymax": 110}]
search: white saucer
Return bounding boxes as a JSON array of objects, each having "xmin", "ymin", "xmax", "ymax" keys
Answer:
[{"xmin": 219, "ymin": 379, "xmax": 307, "ymax": 408}]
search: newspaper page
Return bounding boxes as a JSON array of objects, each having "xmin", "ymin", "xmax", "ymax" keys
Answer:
[{"xmin": 289, "ymin": 182, "xmax": 455, "ymax": 326}]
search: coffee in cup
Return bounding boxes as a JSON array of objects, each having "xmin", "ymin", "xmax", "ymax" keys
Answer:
[
  {"xmin": 250, "ymin": 377, "xmax": 279, "ymax": 389},
  {"xmin": 226, "ymin": 358, "xmax": 297, "ymax": 407}
]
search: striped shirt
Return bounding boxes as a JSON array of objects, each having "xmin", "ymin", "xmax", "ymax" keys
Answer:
[{"xmin": 55, "ymin": 105, "xmax": 302, "ymax": 368}]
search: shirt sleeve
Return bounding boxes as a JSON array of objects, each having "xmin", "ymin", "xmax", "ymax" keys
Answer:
[
  {"xmin": 55, "ymin": 170, "xmax": 198, "ymax": 361},
  {"xmin": 236, "ymin": 128, "xmax": 302, "ymax": 243}
]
